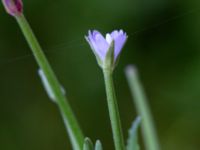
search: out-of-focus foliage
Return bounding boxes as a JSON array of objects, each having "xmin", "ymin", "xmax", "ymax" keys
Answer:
[
  {"xmin": 126, "ymin": 117, "xmax": 141, "ymax": 150},
  {"xmin": 83, "ymin": 138, "xmax": 93, "ymax": 150},
  {"xmin": 95, "ymin": 140, "xmax": 103, "ymax": 150},
  {"xmin": 0, "ymin": 0, "xmax": 200, "ymax": 150}
]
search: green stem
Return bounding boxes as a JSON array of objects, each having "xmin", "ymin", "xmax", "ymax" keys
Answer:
[
  {"xmin": 103, "ymin": 69, "xmax": 125, "ymax": 150},
  {"xmin": 15, "ymin": 14, "xmax": 84, "ymax": 150},
  {"xmin": 125, "ymin": 66, "xmax": 160, "ymax": 150}
]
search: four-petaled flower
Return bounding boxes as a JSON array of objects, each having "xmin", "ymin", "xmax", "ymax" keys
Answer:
[
  {"xmin": 2, "ymin": 0, "xmax": 23, "ymax": 16},
  {"xmin": 85, "ymin": 30, "xmax": 127, "ymax": 68}
]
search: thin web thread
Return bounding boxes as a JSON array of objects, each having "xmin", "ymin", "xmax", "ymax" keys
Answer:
[{"xmin": 0, "ymin": 7, "xmax": 200, "ymax": 68}]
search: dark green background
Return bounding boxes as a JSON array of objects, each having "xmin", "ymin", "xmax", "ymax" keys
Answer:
[{"xmin": 0, "ymin": 0, "xmax": 200, "ymax": 149}]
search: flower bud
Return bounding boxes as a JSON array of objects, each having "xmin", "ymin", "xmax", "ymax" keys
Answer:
[
  {"xmin": 85, "ymin": 30, "xmax": 127, "ymax": 70},
  {"xmin": 2, "ymin": 0, "xmax": 23, "ymax": 16}
]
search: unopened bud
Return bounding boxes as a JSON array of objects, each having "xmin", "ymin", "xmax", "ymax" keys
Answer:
[{"xmin": 2, "ymin": 0, "xmax": 23, "ymax": 16}]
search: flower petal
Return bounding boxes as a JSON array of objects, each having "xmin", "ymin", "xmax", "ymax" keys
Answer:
[
  {"xmin": 92, "ymin": 31, "xmax": 109, "ymax": 60},
  {"xmin": 85, "ymin": 29, "xmax": 127, "ymax": 66},
  {"xmin": 110, "ymin": 30, "xmax": 121, "ymax": 39},
  {"xmin": 110, "ymin": 30, "xmax": 127, "ymax": 60},
  {"xmin": 85, "ymin": 31, "xmax": 97, "ymax": 51},
  {"xmin": 85, "ymin": 30, "xmax": 103, "ymax": 60}
]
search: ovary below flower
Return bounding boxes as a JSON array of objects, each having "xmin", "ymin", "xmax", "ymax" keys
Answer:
[{"xmin": 85, "ymin": 30, "xmax": 127, "ymax": 69}]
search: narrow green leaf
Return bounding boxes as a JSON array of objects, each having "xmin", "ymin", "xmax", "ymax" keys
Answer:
[
  {"xmin": 83, "ymin": 137, "xmax": 93, "ymax": 150},
  {"xmin": 38, "ymin": 69, "xmax": 66, "ymax": 103},
  {"xmin": 95, "ymin": 140, "xmax": 103, "ymax": 150},
  {"xmin": 127, "ymin": 117, "xmax": 141, "ymax": 150}
]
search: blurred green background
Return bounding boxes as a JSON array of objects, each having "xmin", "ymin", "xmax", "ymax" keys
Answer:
[{"xmin": 0, "ymin": 0, "xmax": 200, "ymax": 149}]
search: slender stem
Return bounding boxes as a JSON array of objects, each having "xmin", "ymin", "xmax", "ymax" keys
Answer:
[
  {"xmin": 15, "ymin": 14, "xmax": 84, "ymax": 150},
  {"xmin": 125, "ymin": 66, "xmax": 160, "ymax": 150},
  {"xmin": 103, "ymin": 69, "xmax": 125, "ymax": 150}
]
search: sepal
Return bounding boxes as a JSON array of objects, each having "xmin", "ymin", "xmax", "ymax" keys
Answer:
[{"xmin": 103, "ymin": 40, "xmax": 114, "ymax": 71}]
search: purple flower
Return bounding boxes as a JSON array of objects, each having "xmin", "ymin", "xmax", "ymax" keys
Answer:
[
  {"xmin": 2, "ymin": 0, "xmax": 23, "ymax": 16},
  {"xmin": 85, "ymin": 30, "xmax": 127, "ymax": 63}
]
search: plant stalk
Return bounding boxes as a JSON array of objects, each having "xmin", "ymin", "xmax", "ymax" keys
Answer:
[
  {"xmin": 103, "ymin": 69, "xmax": 125, "ymax": 150},
  {"xmin": 15, "ymin": 14, "xmax": 84, "ymax": 150}
]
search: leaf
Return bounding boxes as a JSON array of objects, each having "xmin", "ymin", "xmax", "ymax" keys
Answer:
[
  {"xmin": 126, "ymin": 117, "xmax": 141, "ymax": 150},
  {"xmin": 38, "ymin": 69, "xmax": 66, "ymax": 103},
  {"xmin": 95, "ymin": 140, "xmax": 103, "ymax": 150},
  {"xmin": 83, "ymin": 137, "xmax": 94, "ymax": 150}
]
